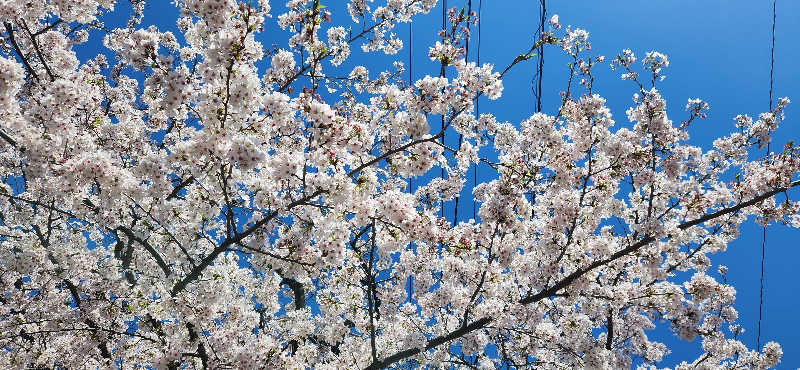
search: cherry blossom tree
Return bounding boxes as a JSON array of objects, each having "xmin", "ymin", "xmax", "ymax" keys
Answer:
[{"xmin": 0, "ymin": 0, "xmax": 797, "ymax": 368}]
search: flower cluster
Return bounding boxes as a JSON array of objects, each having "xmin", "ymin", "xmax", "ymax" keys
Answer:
[
  {"xmin": 0, "ymin": 3, "xmax": 797, "ymax": 370},
  {"xmin": 0, "ymin": 56, "xmax": 24, "ymax": 113}
]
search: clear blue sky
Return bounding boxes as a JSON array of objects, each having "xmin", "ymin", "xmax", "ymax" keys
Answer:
[
  {"xmin": 473, "ymin": 2, "xmax": 800, "ymax": 367},
  {"xmin": 394, "ymin": 2, "xmax": 800, "ymax": 366},
  {"xmin": 81, "ymin": 0, "xmax": 800, "ymax": 367}
]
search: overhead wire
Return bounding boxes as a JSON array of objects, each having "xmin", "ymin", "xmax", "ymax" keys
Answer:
[
  {"xmin": 757, "ymin": 0, "xmax": 777, "ymax": 351},
  {"xmin": 473, "ymin": 0, "xmax": 482, "ymax": 222},
  {"xmin": 452, "ymin": 0, "xmax": 474, "ymax": 225},
  {"xmin": 440, "ymin": 0, "xmax": 447, "ymax": 219},
  {"xmin": 406, "ymin": 3, "xmax": 415, "ymax": 305},
  {"xmin": 532, "ymin": 0, "xmax": 546, "ymax": 113},
  {"xmin": 408, "ymin": 11, "xmax": 413, "ymax": 195}
]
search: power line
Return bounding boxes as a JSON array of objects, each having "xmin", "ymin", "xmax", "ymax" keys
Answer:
[
  {"xmin": 440, "ymin": 0, "xmax": 447, "ymax": 219},
  {"xmin": 532, "ymin": 0, "xmax": 546, "ymax": 113},
  {"xmin": 757, "ymin": 0, "xmax": 776, "ymax": 351},
  {"xmin": 453, "ymin": 0, "xmax": 474, "ymax": 225},
  {"xmin": 474, "ymin": 0, "xmax": 482, "ymax": 222},
  {"xmin": 408, "ymin": 15, "xmax": 413, "ymax": 195},
  {"xmin": 768, "ymin": 0, "xmax": 777, "ymax": 112}
]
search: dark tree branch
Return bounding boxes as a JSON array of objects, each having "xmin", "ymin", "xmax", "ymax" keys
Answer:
[
  {"xmin": 605, "ymin": 310, "xmax": 614, "ymax": 350},
  {"xmin": 281, "ymin": 276, "xmax": 305, "ymax": 355},
  {"xmin": 116, "ymin": 225, "xmax": 173, "ymax": 278},
  {"xmin": 62, "ymin": 279, "xmax": 112, "ymax": 360},
  {"xmin": 4, "ymin": 22, "xmax": 40, "ymax": 83},
  {"xmin": 170, "ymin": 189, "xmax": 325, "ymax": 296},
  {"xmin": 366, "ymin": 221, "xmax": 378, "ymax": 364},
  {"xmin": 0, "ymin": 130, "xmax": 19, "ymax": 149},
  {"xmin": 33, "ymin": 18, "xmax": 63, "ymax": 36},
  {"xmin": 186, "ymin": 322, "xmax": 209, "ymax": 369},
  {"xmin": 366, "ymin": 179, "xmax": 800, "ymax": 369},
  {"xmin": 19, "ymin": 19, "xmax": 56, "ymax": 81},
  {"xmin": 167, "ymin": 175, "xmax": 195, "ymax": 200},
  {"xmin": 281, "ymin": 277, "xmax": 306, "ymax": 310},
  {"xmin": 365, "ymin": 317, "xmax": 493, "ymax": 370}
]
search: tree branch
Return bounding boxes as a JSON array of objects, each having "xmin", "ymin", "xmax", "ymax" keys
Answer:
[
  {"xmin": 366, "ymin": 179, "xmax": 800, "ymax": 368},
  {"xmin": 166, "ymin": 175, "xmax": 195, "ymax": 200},
  {"xmin": 3, "ymin": 22, "xmax": 40, "ymax": 83},
  {"xmin": 116, "ymin": 225, "xmax": 173, "ymax": 278},
  {"xmin": 186, "ymin": 322, "xmax": 209, "ymax": 369},
  {"xmin": 170, "ymin": 189, "xmax": 325, "ymax": 296},
  {"xmin": 19, "ymin": 19, "xmax": 56, "ymax": 81}
]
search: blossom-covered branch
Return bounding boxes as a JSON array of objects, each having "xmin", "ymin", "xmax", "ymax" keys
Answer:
[{"xmin": 0, "ymin": 0, "xmax": 796, "ymax": 369}]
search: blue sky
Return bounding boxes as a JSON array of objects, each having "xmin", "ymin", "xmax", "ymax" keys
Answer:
[
  {"xmin": 81, "ymin": 0, "xmax": 800, "ymax": 367},
  {"xmin": 392, "ymin": 2, "xmax": 800, "ymax": 366},
  {"xmin": 474, "ymin": 2, "xmax": 800, "ymax": 367}
]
